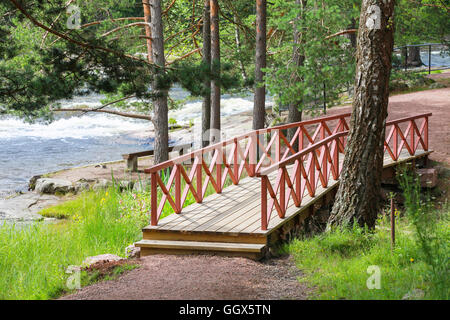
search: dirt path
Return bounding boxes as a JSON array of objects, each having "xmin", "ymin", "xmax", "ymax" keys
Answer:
[
  {"xmin": 60, "ymin": 86, "xmax": 449, "ymax": 301},
  {"xmin": 60, "ymin": 255, "xmax": 309, "ymax": 300},
  {"xmin": 323, "ymin": 87, "xmax": 450, "ymax": 164}
]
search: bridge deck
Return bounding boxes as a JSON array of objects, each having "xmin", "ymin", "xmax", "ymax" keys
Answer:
[{"xmin": 143, "ymin": 149, "xmax": 429, "ymax": 237}]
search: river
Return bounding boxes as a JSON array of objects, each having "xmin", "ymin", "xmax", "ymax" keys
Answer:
[{"xmin": 0, "ymin": 88, "xmax": 268, "ymax": 198}]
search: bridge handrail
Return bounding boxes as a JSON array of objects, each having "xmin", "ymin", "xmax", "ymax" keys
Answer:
[
  {"xmin": 257, "ymin": 113, "xmax": 431, "ymax": 230},
  {"xmin": 144, "ymin": 112, "xmax": 351, "ymax": 226}
]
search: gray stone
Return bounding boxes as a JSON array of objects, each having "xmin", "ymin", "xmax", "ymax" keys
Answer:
[
  {"xmin": 118, "ymin": 180, "xmax": 134, "ymax": 191},
  {"xmin": 0, "ymin": 192, "xmax": 60, "ymax": 222},
  {"xmin": 402, "ymin": 289, "xmax": 425, "ymax": 300},
  {"xmin": 74, "ymin": 181, "xmax": 90, "ymax": 194},
  {"xmin": 28, "ymin": 175, "xmax": 42, "ymax": 191},
  {"xmin": 428, "ymin": 82, "xmax": 445, "ymax": 89},
  {"xmin": 125, "ymin": 244, "xmax": 140, "ymax": 259},
  {"xmin": 82, "ymin": 254, "xmax": 124, "ymax": 267},
  {"xmin": 133, "ymin": 179, "xmax": 151, "ymax": 193},
  {"xmin": 92, "ymin": 179, "xmax": 112, "ymax": 191},
  {"xmin": 35, "ymin": 178, "xmax": 74, "ymax": 195}
]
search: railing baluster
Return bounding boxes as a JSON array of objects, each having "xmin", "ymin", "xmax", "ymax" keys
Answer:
[
  {"xmin": 393, "ymin": 125, "xmax": 399, "ymax": 160},
  {"xmin": 410, "ymin": 120, "xmax": 415, "ymax": 154},
  {"xmin": 196, "ymin": 155, "xmax": 202, "ymax": 202},
  {"xmin": 280, "ymin": 168, "xmax": 285, "ymax": 217},
  {"xmin": 310, "ymin": 152, "xmax": 316, "ymax": 197},
  {"xmin": 234, "ymin": 138, "xmax": 238, "ymax": 182},
  {"xmin": 216, "ymin": 148, "xmax": 222, "ymax": 193},
  {"xmin": 261, "ymin": 176, "xmax": 268, "ymax": 230},
  {"xmin": 175, "ymin": 164, "xmax": 181, "ymax": 213},
  {"xmin": 424, "ymin": 116, "xmax": 429, "ymax": 151},
  {"xmin": 150, "ymin": 172, "xmax": 158, "ymax": 226}
]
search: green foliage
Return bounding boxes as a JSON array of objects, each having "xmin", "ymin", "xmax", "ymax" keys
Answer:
[
  {"xmin": 264, "ymin": 0, "xmax": 356, "ymax": 116},
  {"xmin": 395, "ymin": 0, "xmax": 450, "ymax": 46},
  {"xmin": 397, "ymin": 165, "xmax": 449, "ymax": 299}
]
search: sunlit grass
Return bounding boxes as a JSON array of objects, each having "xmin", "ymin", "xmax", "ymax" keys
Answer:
[{"xmin": 0, "ymin": 165, "xmax": 240, "ymax": 300}]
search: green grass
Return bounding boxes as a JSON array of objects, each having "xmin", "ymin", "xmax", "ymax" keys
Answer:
[
  {"xmin": 284, "ymin": 203, "xmax": 449, "ymax": 300},
  {"xmin": 0, "ymin": 166, "xmax": 237, "ymax": 300},
  {"xmin": 0, "ymin": 187, "xmax": 147, "ymax": 299}
]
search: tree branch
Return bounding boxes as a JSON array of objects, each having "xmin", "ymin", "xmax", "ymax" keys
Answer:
[
  {"xmin": 53, "ymin": 108, "xmax": 152, "ymax": 121},
  {"xmin": 81, "ymin": 17, "xmax": 145, "ymax": 29},
  {"xmin": 101, "ymin": 22, "xmax": 150, "ymax": 38},
  {"xmin": 325, "ymin": 29, "xmax": 358, "ymax": 40},
  {"xmin": 8, "ymin": 0, "xmax": 152, "ymax": 66},
  {"xmin": 166, "ymin": 47, "xmax": 202, "ymax": 65}
]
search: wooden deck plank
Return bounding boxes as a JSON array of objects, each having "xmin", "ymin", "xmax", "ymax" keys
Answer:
[{"xmin": 164, "ymin": 185, "xmax": 259, "ymax": 231}]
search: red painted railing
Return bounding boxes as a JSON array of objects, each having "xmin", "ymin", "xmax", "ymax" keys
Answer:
[
  {"xmin": 144, "ymin": 113, "xmax": 351, "ymax": 226},
  {"xmin": 257, "ymin": 113, "xmax": 431, "ymax": 230}
]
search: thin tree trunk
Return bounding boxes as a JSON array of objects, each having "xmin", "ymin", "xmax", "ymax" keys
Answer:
[
  {"xmin": 234, "ymin": 15, "xmax": 248, "ymax": 83},
  {"xmin": 407, "ymin": 46, "xmax": 423, "ymax": 67},
  {"xmin": 142, "ymin": 0, "xmax": 153, "ymax": 63},
  {"xmin": 328, "ymin": 0, "xmax": 396, "ymax": 229},
  {"xmin": 287, "ymin": 0, "xmax": 306, "ymax": 150},
  {"xmin": 202, "ymin": 0, "xmax": 211, "ymax": 147},
  {"xmin": 347, "ymin": 17, "xmax": 357, "ymax": 48},
  {"xmin": 253, "ymin": 0, "xmax": 266, "ymax": 130},
  {"xmin": 210, "ymin": 0, "xmax": 221, "ymax": 143},
  {"xmin": 150, "ymin": 0, "xmax": 169, "ymax": 164}
]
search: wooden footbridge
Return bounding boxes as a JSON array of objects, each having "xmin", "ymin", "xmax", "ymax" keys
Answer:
[{"xmin": 135, "ymin": 112, "xmax": 432, "ymax": 259}]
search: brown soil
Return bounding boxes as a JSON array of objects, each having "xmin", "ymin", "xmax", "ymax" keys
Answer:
[{"xmin": 60, "ymin": 255, "xmax": 309, "ymax": 300}]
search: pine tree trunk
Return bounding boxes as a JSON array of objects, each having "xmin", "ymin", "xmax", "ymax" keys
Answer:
[
  {"xmin": 253, "ymin": 0, "xmax": 267, "ymax": 130},
  {"xmin": 287, "ymin": 0, "xmax": 306, "ymax": 150},
  {"xmin": 210, "ymin": 0, "xmax": 221, "ymax": 143},
  {"xmin": 347, "ymin": 17, "xmax": 357, "ymax": 48},
  {"xmin": 327, "ymin": 0, "xmax": 395, "ymax": 229},
  {"xmin": 407, "ymin": 46, "xmax": 423, "ymax": 67},
  {"xmin": 202, "ymin": 0, "xmax": 211, "ymax": 148},
  {"xmin": 142, "ymin": 0, "xmax": 153, "ymax": 63},
  {"xmin": 150, "ymin": 0, "xmax": 169, "ymax": 164}
]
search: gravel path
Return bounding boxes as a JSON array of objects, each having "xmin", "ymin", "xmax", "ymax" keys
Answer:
[
  {"xmin": 322, "ymin": 87, "xmax": 450, "ymax": 164},
  {"xmin": 60, "ymin": 255, "xmax": 310, "ymax": 300}
]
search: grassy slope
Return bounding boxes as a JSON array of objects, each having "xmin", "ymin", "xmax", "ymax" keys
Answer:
[{"xmin": 0, "ymin": 170, "xmax": 234, "ymax": 300}]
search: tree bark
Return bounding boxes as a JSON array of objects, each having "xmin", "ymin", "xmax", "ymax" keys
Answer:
[
  {"xmin": 142, "ymin": 0, "xmax": 153, "ymax": 63},
  {"xmin": 202, "ymin": 0, "xmax": 211, "ymax": 148},
  {"xmin": 150, "ymin": 0, "xmax": 169, "ymax": 164},
  {"xmin": 287, "ymin": 0, "xmax": 306, "ymax": 150},
  {"xmin": 253, "ymin": 0, "xmax": 267, "ymax": 130},
  {"xmin": 328, "ymin": 0, "xmax": 396, "ymax": 229},
  {"xmin": 210, "ymin": 0, "xmax": 221, "ymax": 143},
  {"xmin": 407, "ymin": 46, "xmax": 423, "ymax": 67}
]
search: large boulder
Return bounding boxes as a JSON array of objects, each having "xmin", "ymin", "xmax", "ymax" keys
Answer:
[{"xmin": 35, "ymin": 178, "xmax": 74, "ymax": 195}]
